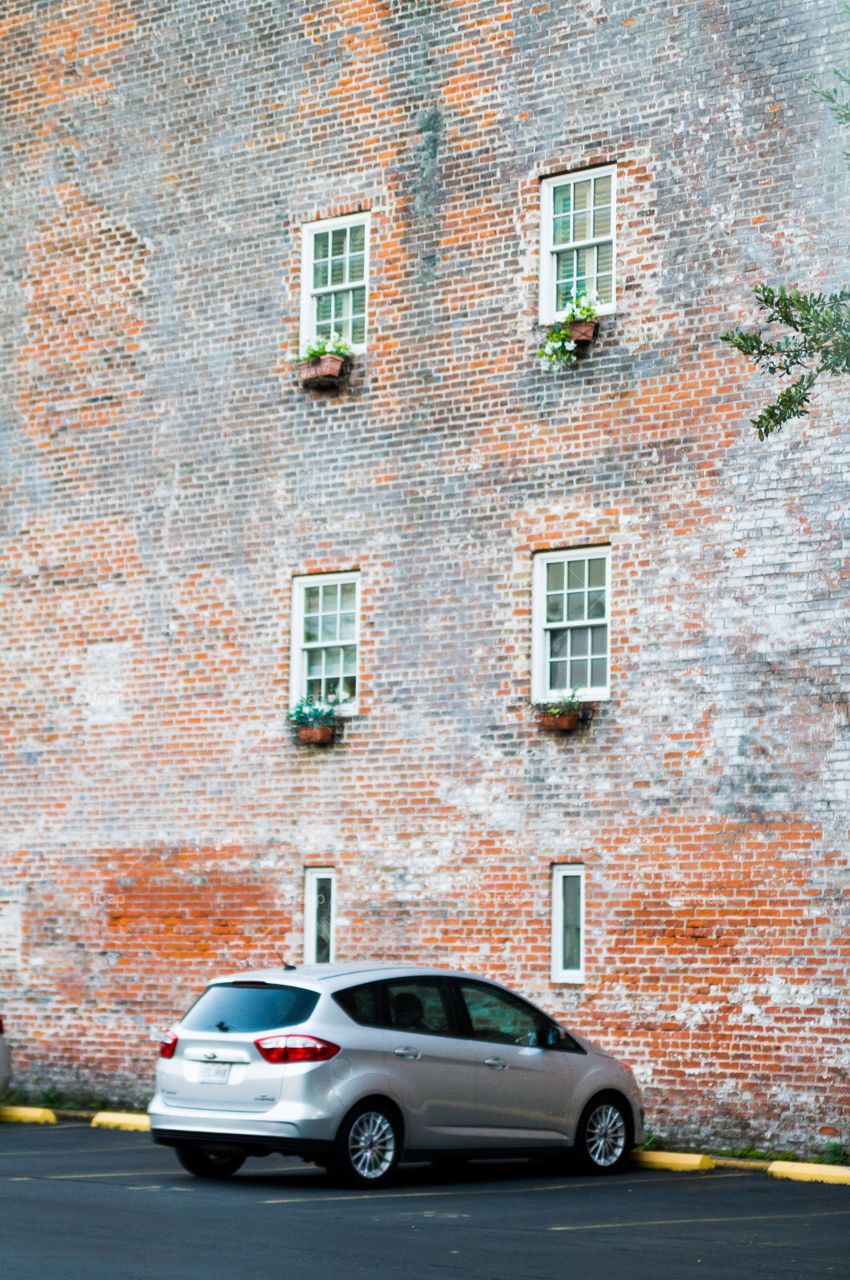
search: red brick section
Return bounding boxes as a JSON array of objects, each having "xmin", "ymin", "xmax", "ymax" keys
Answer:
[{"xmin": 1, "ymin": 0, "xmax": 848, "ymax": 1149}]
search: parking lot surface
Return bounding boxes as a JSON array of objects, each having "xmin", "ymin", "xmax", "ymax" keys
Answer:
[{"xmin": 1, "ymin": 1122, "xmax": 848, "ymax": 1279}]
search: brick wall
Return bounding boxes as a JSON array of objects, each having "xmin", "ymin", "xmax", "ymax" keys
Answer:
[{"xmin": 1, "ymin": 0, "xmax": 848, "ymax": 1147}]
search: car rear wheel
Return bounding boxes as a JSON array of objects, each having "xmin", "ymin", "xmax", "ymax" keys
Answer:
[
  {"xmin": 331, "ymin": 1102, "xmax": 401, "ymax": 1189},
  {"xmin": 175, "ymin": 1145, "xmax": 246, "ymax": 1179},
  {"xmin": 574, "ymin": 1094, "xmax": 632, "ymax": 1174}
]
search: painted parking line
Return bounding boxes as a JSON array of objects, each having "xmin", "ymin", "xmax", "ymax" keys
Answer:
[
  {"xmin": 262, "ymin": 1170, "xmax": 749, "ymax": 1206},
  {"xmin": 549, "ymin": 1209, "xmax": 850, "ymax": 1232}
]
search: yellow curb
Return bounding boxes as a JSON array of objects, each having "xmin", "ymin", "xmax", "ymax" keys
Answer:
[
  {"xmin": 768, "ymin": 1161, "xmax": 850, "ymax": 1186},
  {"xmin": 0, "ymin": 1105, "xmax": 57, "ymax": 1125},
  {"xmin": 90, "ymin": 1111, "xmax": 150, "ymax": 1132},
  {"xmin": 631, "ymin": 1150, "xmax": 716, "ymax": 1172},
  {"xmin": 712, "ymin": 1156, "xmax": 772, "ymax": 1171}
]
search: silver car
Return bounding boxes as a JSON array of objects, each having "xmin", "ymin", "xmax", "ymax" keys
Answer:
[{"xmin": 149, "ymin": 963, "xmax": 643, "ymax": 1187}]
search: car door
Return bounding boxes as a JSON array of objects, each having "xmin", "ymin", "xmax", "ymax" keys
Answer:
[
  {"xmin": 453, "ymin": 979, "xmax": 579, "ymax": 1151},
  {"xmin": 378, "ymin": 976, "xmax": 479, "ymax": 1151}
]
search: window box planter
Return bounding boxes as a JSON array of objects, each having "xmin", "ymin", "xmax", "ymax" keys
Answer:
[
  {"xmin": 540, "ymin": 711, "xmax": 581, "ymax": 732},
  {"xmin": 297, "ymin": 724, "xmax": 335, "ymax": 745},
  {"xmin": 298, "ymin": 353, "xmax": 350, "ymax": 391},
  {"xmin": 568, "ymin": 320, "xmax": 599, "ymax": 345}
]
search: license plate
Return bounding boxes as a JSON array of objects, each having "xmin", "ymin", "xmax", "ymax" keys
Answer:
[{"xmin": 199, "ymin": 1062, "xmax": 230, "ymax": 1084}]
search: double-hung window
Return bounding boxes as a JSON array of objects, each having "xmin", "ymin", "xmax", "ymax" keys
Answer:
[
  {"xmin": 551, "ymin": 865, "xmax": 585, "ymax": 983},
  {"xmin": 300, "ymin": 213, "xmax": 370, "ymax": 352},
  {"xmin": 539, "ymin": 166, "xmax": 616, "ymax": 322},
  {"xmin": 532, "ymin": 547, "xmax": 610, "ymax": 702},
  {"xmin": 290, "ymin": 572, "xmax": 360, "ymax": 711}
]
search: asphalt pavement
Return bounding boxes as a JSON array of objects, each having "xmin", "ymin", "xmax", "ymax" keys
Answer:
[{"xmin": 0, "ymin": 1121, "xmax": 848, "ymax": 1279}]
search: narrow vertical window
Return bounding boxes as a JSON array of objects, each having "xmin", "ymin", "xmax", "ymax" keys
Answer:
[
  {"xmin": 540, "ymin": 166, "xmax": 616, "ymax": 322},
  {"xmin": 551, "ymin": 865, "xmax": 585, "ymax": 983},
  {"xmin": 305, "ymin": 868, "xmax": 336, "ymax": 964},
  {"xmin": 290, "ymin": 572, "xmax": 360, "ymax": 712},
  {"xmin": 532, "ymin": 547, "xmax": 610, "ymax": 703},
  {"xmin": 300, "ymin": 213, "xmax": 370, "ymax": 352}
]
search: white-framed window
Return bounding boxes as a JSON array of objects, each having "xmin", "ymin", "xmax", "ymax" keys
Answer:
[
  {"xmin": 539, "ymin": 166, "xmax": 616, "ymax": 323},
  {"xmin": 551, "ymin": 865, "xmax": 585, "ymax": 983},
  {"xmin": 300, "ymin": 212, "xmax": 370, "ymax": 352},
  {"xmin": 532, "ymin": 546, "xmax": 611, "ymax": 703},
  {"xmin": 304, "ymin": 867, "xmax": 336, "ymax": 964},
  {"xmin": 290, "ymin": 572, "xmax": 360, "ymax": 713}
]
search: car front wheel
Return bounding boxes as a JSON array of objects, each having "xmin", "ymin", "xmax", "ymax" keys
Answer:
[
  {"xmin": 331, "ymin": 1102, "xmax": 401, "ymax": 1188},
  {"xmin": 574, "ymin": 1094, "xmax": 632, "ymax": 1173},
  {"xmin": 175, "ymin": 1144, "xmax": 246, "ymax": 1179}
]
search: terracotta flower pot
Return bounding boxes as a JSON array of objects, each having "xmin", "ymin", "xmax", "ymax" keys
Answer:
[
  {"xmin": 297, "ymin": 724, "xmax": 335, "ymax": 745},
  {"xmin": 540, "ymin": 711, "xmax": 581, "ymax": 732},
  {"xmin": 568, "ymin": 320, "xmax": 599, "ymax": 344},
  {"xmin": 298, "ymin": 354, "xmax": 349, "ymax": 390}
]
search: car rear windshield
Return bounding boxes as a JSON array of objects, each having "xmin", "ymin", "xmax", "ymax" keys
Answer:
[{"xmin": 180, "ymin": 983, "xmax": 320, "ymax": 1033}]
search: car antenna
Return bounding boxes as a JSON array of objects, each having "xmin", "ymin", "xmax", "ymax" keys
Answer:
[{"xmin": 277, "ymin": 954, "xmax": 297, "ymax": 970}]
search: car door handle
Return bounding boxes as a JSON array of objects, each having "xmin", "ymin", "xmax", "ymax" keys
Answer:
[
  {"xmin": 394, "ymin": 1046, "xmax": 421, "ymax": 1060},
  {"xmin": 484, "ymin": 1057, "xmax": 508, "ymax": 1070}
]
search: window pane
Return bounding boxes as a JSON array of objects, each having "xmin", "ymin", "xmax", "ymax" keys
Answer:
[
  {"xmin": 553, "ymin": 185, "xmax": 572, "ymax": 216},
  {"xmin": 334, "ymin": 981, "xmax": 381, "ymax": 1027},
  {"xmin": 306, "ymin": 649, "xmax": 322, "ymax": 677},
  {"xmin": 385, "ymin": 980, "xmax": 453, "ymax": 1036},
  {"xmin": 570, "ymin": 629, "xmax": 589, "ymax": 658},
  {"xmin": 351, "ymin": 315, "xmax": 366, "ymax": 345},
  {"xmin": 321, "ymin": 584, "xmax": 338, "ymax": 612},
  {"xmin": 349, "ymin": 253, "xmax": 364, "ymax": 282},
  {"xmin": 549, "ymin": 629, "xmax": 568, "ymax": 660},
  {"xmin": 591, "ymin": 625, "xmax": 608, "ymax": 656},
  {"xmin": 553, "ymin": 215, "xmax": 571, "ymax": 246},
  {"xmin": 349, "ymin": 222, "xmax": 365, "ymax": 253},
  {"xmin": 590, "ymin": 657, "xmax": 607, "ymax": 686},
  {"xmin": 594, "ymin": 207, "xmax": 611, "ymax": 237},
  {"xmin": 321, "ymin": 614, "xmax": 338, "ymax": 641},
  {"xmin": 182, "ymin": 984, "xmax": 319, "ymax": 1033},
  {"xmin": 556, "ymin": 282, "xmax": 573, "ymax": 311},
  {"xmin": 331, "ymin": 228, "xmax": 347, "ymax": 257},
  {"xmin": 459, "ymin": 982, "xmax": 547, "ymax": 1047},
  {"xmin": 594, "ymin": 175, "xmax": 612, "ymax": 206},
  {"xmin": 352, "ymin": 286, "xmax": 366, "ymax": 316},
  {"xmin": 575, "ymin": 247, "xmax": 590, "ymax": 277},
  {"xmin": 340, "ymin": 582, "xmax": 356, "ymax": 610},
  {"xmin": 306, "ymin": 677, "xmax": 322, "ymax": 699},
  {"xmin": 566, "ymin": 592, "xmax": 585, "ymax": 621},
  {"xmin": 546, "ymin": 562, "xmax": 564, "ymax": 591},
  {"xmin": 573, "ymin": 210, "xmax": 589, "ymax": 241},
  {"xmin": 556, "ymin": 252, "xmax": 575, "ymax": 282},
  {"xmin": 305, "ymin": 586, "xmax": 320, "ymax": 613},
  {"xmin": 596, "ymin": 274, "xmax": 613, "ymax": 304},
  {"xmin": 303, "ymin": 614, "xmax": 319, "ymax": 643},
  {"xmin": 314, "ymin": 232, "xmax": 329, "ymax": 260},
  {"xmin": 597, "ymin": 241, "xmax": 613, "ymax": 273},
  {"xmin": 561, "ymin": 875, "xmax": 581, "ymax": 971},
  {"xmin": 588, "ymin": 589, "xmax": 606, "ymax": 619},
  {"xmin": 316, "ymin": 294, "xmax": 332, "ymax": 323},
  {"xmin": 567, "ymin": 560, "xmax": 585, "ymax": 589},
  {"xmin": 569, "ymin": 658, "xmax": 589, "ymax": 688},
  {"xmin": 547, "ymin": 593, "xmax": 564, "ymax": 623},
  {"xmin": 313, "ymin": 260, "xmax": 329, "ymax": 289},
  {"xmin": 339, "ymin": 612, "xmax": 356, "ymax": 641},
  {"xmin": 587, "ymin": 558, "xmax": 606, "ymax": 588},
  {"xmin": 314, "ymin": 876, "xmax": 333, "ymax": 963},
  {"xmin": 342, "ymin": 674, "xmax": 357, "ymax": 700},
  {"xmin": 331, "ymin": 256, "xmax": 345, "ymax": 286},
  {"xmin": 549, "ymin": 660, "xmax": 567, "ymax": 690},
  {"xmin": 573, "ymin": 180, "xmax": 591, "ymax": 211},
  {"xmin": 343, "ymin": 645, "xmax": 357, "ymax": 675}
]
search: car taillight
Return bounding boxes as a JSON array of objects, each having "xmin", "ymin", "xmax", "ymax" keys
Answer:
[
  {"xmin": 159, "ymin": 1030, "xmax": 179, "ymax": 1059},
  {"xmin": 254, "ymin": 1034, "xmax": 339, "ymax": 1064}
]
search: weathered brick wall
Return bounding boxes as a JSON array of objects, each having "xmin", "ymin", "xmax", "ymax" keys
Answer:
[{"xmin": 1, "ymin": 0, "xmax": 848, "ymax": 1147}]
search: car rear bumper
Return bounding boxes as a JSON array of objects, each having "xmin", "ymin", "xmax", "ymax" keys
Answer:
[{"xmin": 148, "ymin": 1094, "xmax": 338, "ymax": 1151}]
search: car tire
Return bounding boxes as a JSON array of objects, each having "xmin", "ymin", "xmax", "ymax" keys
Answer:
[
  {"xmin": 331, "ymin": 1101, "xmax": 401, "ymax": 1189},
  {"xmin": 573, "ymin": 1093, "xmax": 632, "ymax": 1174},
  {"xmin": 175, "ymin": 1144, "xmax": 246, "ymax": 1179}
]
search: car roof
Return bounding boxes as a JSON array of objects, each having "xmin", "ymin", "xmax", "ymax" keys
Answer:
[{"xmin": 204, "ymin": 962, "xmax": 490, "ymax": 993}]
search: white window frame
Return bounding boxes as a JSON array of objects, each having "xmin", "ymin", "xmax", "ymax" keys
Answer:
[
  {"xmin": 551, "ymin": 865, "xmax": 585, "ymax": 984},
  {"xmin": 532, "ymin": 546, "xmax": 611, "ymax": 704},
  {"xmin": 304, "ymin": 867, "xmax": 336, "ymax": 965},
  {"xmin": 290, "ymin": 571, "xmax": 361, "ymax": 716},
  {"xmin": 299, "ymin": 211, "xmax": 371, "ymax": 355},
  {"xmin": 539, "ymin": 165, "xmax": 617, "ymax": 324}
]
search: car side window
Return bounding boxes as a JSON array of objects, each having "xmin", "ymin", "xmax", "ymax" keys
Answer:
[
  {"xmin": 457, "ymin": 981, "xmax": 549, "ymax": 1047},
  {"xmin": 332, "ymin": 981, "xmax": 383, "ymax": 1027},
  {"xmin": 382, "ymin": 979, "xmax": 454, "ymax": 1037}
]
